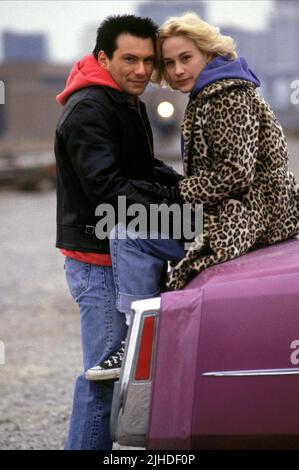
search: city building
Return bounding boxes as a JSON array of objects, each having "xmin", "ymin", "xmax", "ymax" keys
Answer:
[
  {"xmin": 3, "ymin": 31, "xmax": 49, "ymax": 63},
  {"xmin": 0, "ymin": 62, "xmax": 69, "ymax": 147},
  {"xmin": 220, "ymin": 0, "xmax": 299, "ymax": 129},
  {"xmin": 136, "ymin": 0, "xmax": 207, "ymax": 25},
  {"xmin": 0, "ymin": 0, "xmax": 298, "ymax": 155}
]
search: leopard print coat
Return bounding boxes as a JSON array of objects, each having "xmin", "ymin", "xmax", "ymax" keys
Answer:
[{"xmin": 168, "ymin": 78, "xmax": 299, "ymax": 289}]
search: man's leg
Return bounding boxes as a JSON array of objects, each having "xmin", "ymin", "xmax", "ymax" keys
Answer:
[
  {"xmin": 64, "ymin": 257, "xmax": 127, "ymax": 450},
  {"xmin": 110, "ymin": 223, "xmax": 186, "ymax": 321}
]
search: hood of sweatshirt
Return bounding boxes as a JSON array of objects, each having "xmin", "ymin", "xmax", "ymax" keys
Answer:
[
  {"xmin": 56, "ymin": 54, "xmax": 121, "ymax": 105},
  {"xmin": 190, "ymin": 55, "xmax": 260, "ymax": 99}
]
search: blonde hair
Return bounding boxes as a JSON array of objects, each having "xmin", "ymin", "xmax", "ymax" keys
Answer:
[{"xmin": 154, "ymin": 12, "xmax": 237, "ymax": 84}]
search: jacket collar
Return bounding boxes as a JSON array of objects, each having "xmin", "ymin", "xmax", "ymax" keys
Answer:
[
  {"xmin": 104, "ymin": 86, "xmax": 143, "ymax": 110},
  {"xmin": 194, "ymin": 78, "xmax": 256, "ymax": 100}
]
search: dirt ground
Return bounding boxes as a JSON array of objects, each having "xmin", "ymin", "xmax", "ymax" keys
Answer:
[
  {"xmin": 0, "ymin": 137, "xmax": 298, "ymax": 449},
  {"xmin": 0, "ymin": 189, "xmax": 82, "ymax": 449}
]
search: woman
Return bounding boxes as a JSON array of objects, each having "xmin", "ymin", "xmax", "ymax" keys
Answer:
[
  {"xmin": 86, "ymin": 12, "xmax": 299, "ymax": 380},
  {"xmin": 154, "ymin": 12, "xmax": 299, "ymax": 289}
]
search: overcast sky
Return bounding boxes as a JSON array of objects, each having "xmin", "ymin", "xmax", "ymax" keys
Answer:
[{"xmin": 0, "ymin": 0, "xmax": 274, "ymax": 62}]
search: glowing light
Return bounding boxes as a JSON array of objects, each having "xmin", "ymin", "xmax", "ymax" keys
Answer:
[{"xmin": 157, "ymin": 101, "xmax": 174, "ymax": 119}]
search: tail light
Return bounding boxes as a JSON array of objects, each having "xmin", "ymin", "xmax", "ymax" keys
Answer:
[{"xmin": 134, "ymin": 314, "xmax": 157, "ymax": 381}]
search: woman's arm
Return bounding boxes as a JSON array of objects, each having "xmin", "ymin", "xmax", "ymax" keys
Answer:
[{"xmin": 179, "ymin": 89, "xmax": 260, "ymax": 207}]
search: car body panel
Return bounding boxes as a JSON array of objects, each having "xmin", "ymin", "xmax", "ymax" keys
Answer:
[
  {"xmin": 147, "ymin": 289, "xmax": 204, "ymax": 449},
  {"xmin": 111, "ymin": 236, "xmax": 299, "ymax": 449},
  {"xmin": 147, "ymin": 236, "xmax": 299, "ymax": 449},
  {"xmin": 185, "ymin": 236, "xmax": 299, "ymax": 290}
]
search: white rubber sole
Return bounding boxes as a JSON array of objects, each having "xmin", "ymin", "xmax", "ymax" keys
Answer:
[{"xmin": 85, "ymin": 367, "xmax": 121, "ymax": 381}]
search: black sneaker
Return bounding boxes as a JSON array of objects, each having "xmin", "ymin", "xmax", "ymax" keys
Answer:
[{"xmin": 85, "ymin": 341, "xmax": 126, "ymax": 381}]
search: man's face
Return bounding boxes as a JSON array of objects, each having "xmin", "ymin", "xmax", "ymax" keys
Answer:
[{"xmin": 98, "ymin": 33, "xmax": 155, "ymax": 97}]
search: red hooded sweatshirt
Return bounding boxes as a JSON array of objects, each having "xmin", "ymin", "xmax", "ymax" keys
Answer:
[{"xmin": 57, "ymin": 55, "xmax": 121, "ymax": 266}]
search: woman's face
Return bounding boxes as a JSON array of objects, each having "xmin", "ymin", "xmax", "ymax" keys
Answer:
[{"xmin": 162, "ymin": 35, "xmax": 210, "ymax": 93}]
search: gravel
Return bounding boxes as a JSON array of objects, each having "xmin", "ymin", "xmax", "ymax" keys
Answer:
[{"xmin": 0, "ymin": 189, "xmax": 81, "ymax": 450}]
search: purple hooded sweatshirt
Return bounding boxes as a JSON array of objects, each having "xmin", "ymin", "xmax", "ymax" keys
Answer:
[
  {"xmin": 180, "ymin": 55, "xmax": 261, "ymax": 157},
  {"xmin": 190, "ymin": 55, "xmax": 260, "ymax": 99}
]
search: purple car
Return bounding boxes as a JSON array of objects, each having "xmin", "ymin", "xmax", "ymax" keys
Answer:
[{"xmin": 110, "ymin": 236, "xmax": 299, "ymax": 450}]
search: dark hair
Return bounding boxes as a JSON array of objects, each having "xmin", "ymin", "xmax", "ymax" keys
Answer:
[{"xmin": 93, "ymin": 14, "xmax": 158, "ymax": 60}]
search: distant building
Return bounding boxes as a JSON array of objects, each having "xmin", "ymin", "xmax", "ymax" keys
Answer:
[
  {"xmin": 268, "ymin": 0, "xmax": 299, "ymax": 72},
  {"xmin": 3, "ymin": 31, "xmax": 49, "ymax": 63},
  {"xmin": 219, "ymin": 0, "xmax": 299, "ymax": 130},
  {"xmin": 0, "ymin": 107, "xmax": 4, "ymax": 137},
  {"xmin": 0, "ymin": 62, "xmax": 69, "ymax": 144},
  {"xmin": 137, "ymin": 0, "xmax": 207, "ymax": 25},
  {"xmin": 79, "ymin": 2, "xmax": 207, "ymax": 58}
]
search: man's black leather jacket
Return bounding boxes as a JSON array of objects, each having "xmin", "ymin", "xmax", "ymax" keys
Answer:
[{"xmin": 55, "ymin": 85, "xmax": 181, "ymax": 253}]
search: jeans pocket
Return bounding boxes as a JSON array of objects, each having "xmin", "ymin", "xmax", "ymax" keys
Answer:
[{"xmin": 64, "ymin": 257, "xmax": 91, "ymax": 301}]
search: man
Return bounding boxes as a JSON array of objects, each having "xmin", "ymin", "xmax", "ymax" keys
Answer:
[{"xmin": 55, "ymin": 15, "xmax": 181, "ymax": 450}]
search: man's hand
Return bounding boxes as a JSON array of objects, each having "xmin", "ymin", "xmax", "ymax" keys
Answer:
[{"xmin": 131, "ymin": 180, "xmax": 182, "ymax": 204}]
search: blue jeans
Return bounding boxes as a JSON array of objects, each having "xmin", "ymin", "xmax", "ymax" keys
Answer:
[
  {"xmin": 110, "ymin": 224, "xmax": 186, "ymax": 321},
  {"xmin": 64, "ymin": 257, "xmax": 127, "ymax": 450}
]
